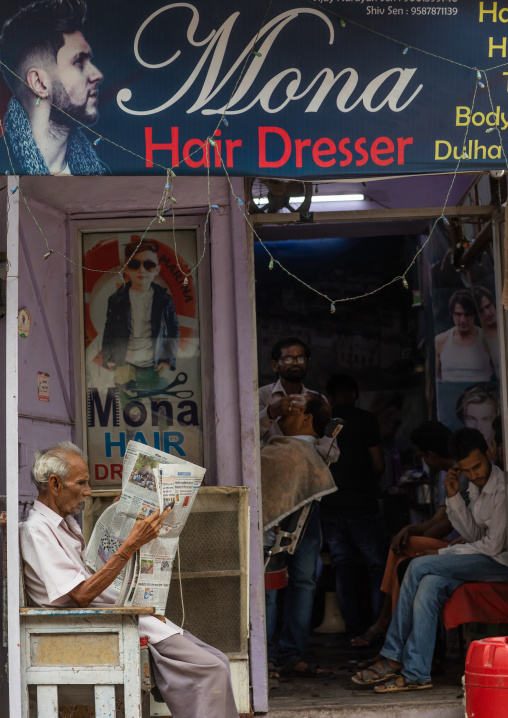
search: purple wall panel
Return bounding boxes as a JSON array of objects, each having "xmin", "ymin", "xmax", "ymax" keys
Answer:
[{"xmin": 17, "ymin": 205, "xmax": 74, "ymax": 503}]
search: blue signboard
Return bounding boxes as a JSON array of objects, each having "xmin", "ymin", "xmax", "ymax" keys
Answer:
[{"xmin": 0, "ymin": 0, "xmax": 506, "ymax": 177}]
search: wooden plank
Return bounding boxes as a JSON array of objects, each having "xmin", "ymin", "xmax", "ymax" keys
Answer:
[
  {"xmin": 460, "ymin": 219, "xmax": 493, "ymax": 267},
  {"xmin": 95, "ymin": 685, "xmax": 116, "ymax": 718},
  {"xmin": 238, "ymin": 488, "xmax": 250, "ymax": 656},
  {"xmin": 177, "ymin": 570, "xmax": 242, "ymax": 579},
  {"xmin": 20, "ymin": 606, "xmax": 155, "ymax": 616},
  {"xmin": 122, "ymin": 617, "xmax": 142, "ymax": 718},
  {"xmin": 6, "ymin": 175, "xmax": 21, "ymax": 718},
  {"xmin": 250, "ymin": 205, "xmax": 495, "ymax": 226},
  {"xmin": 36, "ymin": 685, "xmax": 58, "ymax": 718},
  {"xmin": 31, "ymin": 632, "xmax": 120, "ymax": 667},
  {"xmin": 27, "ymin": 668, "xmax": 125, "ymax": 685}
]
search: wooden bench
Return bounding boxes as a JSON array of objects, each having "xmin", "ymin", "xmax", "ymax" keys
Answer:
[{"xmin": 19, "ymin": 606, "xmax": 155, "ymax": 718}]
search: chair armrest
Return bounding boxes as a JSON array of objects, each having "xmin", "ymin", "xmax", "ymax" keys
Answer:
[{"xmin": 19, "ymin": 606, "xmax": 156, "ymax": 617}]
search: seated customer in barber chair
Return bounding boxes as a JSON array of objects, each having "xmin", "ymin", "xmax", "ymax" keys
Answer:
[{"xmin": 262, "ymin": 395, "xmax": 337, "ymax": 678}]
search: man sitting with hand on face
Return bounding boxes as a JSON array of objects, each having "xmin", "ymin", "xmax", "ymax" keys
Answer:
[
  {"xmin": 352, "ymin": 428, "xmax": 508, "ymax": 693},
  {"xmin": 20, "ymin": 442, "xmax": 239, "ymax": 718}
]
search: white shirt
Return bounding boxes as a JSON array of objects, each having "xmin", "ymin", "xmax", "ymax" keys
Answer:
[
  {"xmin": 19, "ymin": 501, "xmax": 182, "ymax": 643},
  {"xmin": 52, "ymin": 163, "xmax": 71, "ymax": 176},
  {"xmin": 439, "ymin": 464, "xmax": 508, "ymax": 567},
  {"xmin": 258, "ymin": 379, "xmax": 339, "ymax": 464},
  {"xmin": 125, "ymin": 287, "xmax": 155, "ymax": 367}
]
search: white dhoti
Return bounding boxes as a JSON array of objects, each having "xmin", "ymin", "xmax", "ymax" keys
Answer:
[{"xmin": 149, "ymin": 630, "xmax": 239, "ymax": 718}]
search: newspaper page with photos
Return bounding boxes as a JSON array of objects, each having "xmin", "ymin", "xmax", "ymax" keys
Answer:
[{"xmin": 85, "ymin": 440, "xmax": 205, "ymax": 613}]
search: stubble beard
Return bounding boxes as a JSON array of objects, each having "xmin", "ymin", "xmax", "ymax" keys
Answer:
[{"xmin": 49, "ymin": 80, "xmax": 98, "ymax": 129}]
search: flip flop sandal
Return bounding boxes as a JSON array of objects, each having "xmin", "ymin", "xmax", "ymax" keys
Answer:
[
  {"xmin": 350, "ymin": 625, "xmax": 384, "ymax": 648},
  {"xmin": 374, "ymin": 677, "xmax": 433, "ymax": 693},
  {"xmin": 351, "ymin": 657, "xmax": 400, "ymax": 686}
]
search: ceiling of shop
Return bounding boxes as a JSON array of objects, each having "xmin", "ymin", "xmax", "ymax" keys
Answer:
[{"xmin": 17, "ymin": 171, "xmax": 481, "ymax": 239}]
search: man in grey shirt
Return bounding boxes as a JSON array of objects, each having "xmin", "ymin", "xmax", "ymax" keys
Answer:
[{"xmin": 353, "ymin": 428, "xmax": 508, "ymax": 693}]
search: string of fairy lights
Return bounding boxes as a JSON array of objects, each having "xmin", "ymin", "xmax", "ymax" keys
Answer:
[{"xmin": 1, "ymin": 1, "xmax": 508, "ymax": 308}]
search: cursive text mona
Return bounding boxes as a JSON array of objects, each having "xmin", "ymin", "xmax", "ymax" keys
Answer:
[{"xmin": 117, "ymin": 4, "xmax": 423, "ymax": 117}]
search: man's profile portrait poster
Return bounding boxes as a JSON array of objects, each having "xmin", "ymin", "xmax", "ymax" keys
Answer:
[{"xmin": 0, "ymin": 0, "xmax": 109, "ymax": 175}]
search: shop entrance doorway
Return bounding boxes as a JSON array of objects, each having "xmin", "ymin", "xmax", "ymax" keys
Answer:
[{"xmin": 252, "ymin": 171, "xmax": 505, "ymax": 716}]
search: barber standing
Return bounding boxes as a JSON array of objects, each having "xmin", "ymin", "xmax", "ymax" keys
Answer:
[{"xmin": 259, "ymin": 337, "xmax": 338, "ymax": 677}]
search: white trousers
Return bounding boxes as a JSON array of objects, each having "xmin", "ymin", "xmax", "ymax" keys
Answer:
[{"xmin": 148, "ymin": 630, "xmax": 239, "ymax": 718}]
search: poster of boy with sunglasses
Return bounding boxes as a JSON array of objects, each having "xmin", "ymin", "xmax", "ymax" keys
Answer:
[{"xmin": 102, "ymin": 238, "xmax": 180, "ymax": 393}]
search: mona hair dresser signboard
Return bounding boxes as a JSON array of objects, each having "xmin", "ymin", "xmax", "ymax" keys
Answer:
[
  {"xmin": 83, "ymin": 230, "xmax": 203, "ymax": 488},
  {"xmin": 0, "ymin": 0, "xmax": 507, "ymax": 177}
]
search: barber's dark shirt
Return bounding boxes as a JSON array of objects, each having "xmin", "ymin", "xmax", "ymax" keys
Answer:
[{"xmin": 321, "ymin": 404, "xmax": 381, "ymax": 517}]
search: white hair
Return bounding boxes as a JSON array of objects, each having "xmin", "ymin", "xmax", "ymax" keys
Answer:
[{"xmin": 31, "ymin": 442, "xmax": 88, "ymax": 491}]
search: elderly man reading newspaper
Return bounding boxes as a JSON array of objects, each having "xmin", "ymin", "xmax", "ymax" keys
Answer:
[{"xmin": 20, "ymin": 441, "xmax": 239, "ymax": 718}]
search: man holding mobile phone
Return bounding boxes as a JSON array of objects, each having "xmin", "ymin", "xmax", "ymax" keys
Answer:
[{"xmin": 352, "ymin": 427, "xmax": 508, "ymax": 693}]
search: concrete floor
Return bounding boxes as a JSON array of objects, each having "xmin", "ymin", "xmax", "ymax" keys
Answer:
[{"xmin": 266, "ymin": 634, "xmax": 465, "ymax": 718}]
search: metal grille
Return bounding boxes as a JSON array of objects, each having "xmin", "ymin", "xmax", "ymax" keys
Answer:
[
  {"xmin": 166, "ymin": 576, "xmax": 242, "ymax": 654},
  {"xmin": 176, "ymin": 511, "xmax": 240, "ymax": 572}
]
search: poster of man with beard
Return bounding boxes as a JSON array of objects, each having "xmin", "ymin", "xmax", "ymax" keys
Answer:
[{"xmin": 0, "ymin": 0, "xmax": 108, "ymax": 175}]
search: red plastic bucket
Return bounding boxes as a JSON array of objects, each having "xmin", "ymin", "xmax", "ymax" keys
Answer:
[{"xmin": 465, "ymin": 637, "xmax": 508, "ymax": 717}]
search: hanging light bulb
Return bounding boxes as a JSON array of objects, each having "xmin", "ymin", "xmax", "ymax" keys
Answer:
[
  {"xmin": 268, "ymin": 258, "xmax": 274, "ymax": 270},
  {"xmin": 183, "ymin": 276, "xmax": 189, "ymax": 287},
  {"xmin": 402, "ymin": 277, "xmax": 409, "ymax": 290},
  {"xmin": 403, "ymin": 47, "xmax": 409, "ymax": 55},
  {"xmin": 330, "ymin": 303, "xmax": 336, "ymax": 314},
  {"xmin": 43, "ymin": 250, "xmax": 54, "ymax": 260}
]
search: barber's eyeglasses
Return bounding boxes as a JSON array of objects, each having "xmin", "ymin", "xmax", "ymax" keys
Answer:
[
  {"xmin": 127, "ymin": 259, "xmax": 157, "ymax": 271},
  {"xmin": 279, "ymin": 355, "xmax": 308, "ymax": 365}
]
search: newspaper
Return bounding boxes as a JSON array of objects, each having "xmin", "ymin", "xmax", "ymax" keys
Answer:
[{"xmin": 85, "ymin": 440, "xmax": 205, "ymax": 614}]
